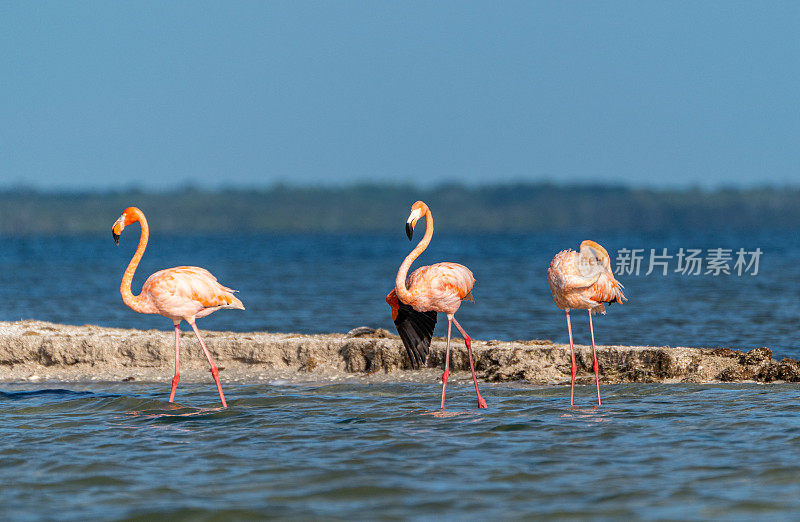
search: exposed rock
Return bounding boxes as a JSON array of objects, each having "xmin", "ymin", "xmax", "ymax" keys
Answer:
[
  {"xmin": 0, "ymin": 320, "xmax": 797, "ymax": 385},
  {"xmin": 345, "ymin": 327, "xmax": 393, "ymax": 338},
  {"xmin": 755, "ymin": 358, "xmax": 800, "ymax": 383},
  {"xmin": 740, "ymin": 347, "xmax": 773, "ymax": 365}
]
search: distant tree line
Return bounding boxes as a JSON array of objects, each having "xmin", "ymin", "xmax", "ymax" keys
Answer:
[{"xmin": 0, "ymin": 183, "xmax": 796, "ymax": 234}]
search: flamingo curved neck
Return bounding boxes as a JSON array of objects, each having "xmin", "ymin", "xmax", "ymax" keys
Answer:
[
  {"xmin": 120, "ymin": 210, "xmax": 153, "ymax": 314},
  {"xmin": 395, "ymin": 209, "xmax": 434, "ymax": 304}
]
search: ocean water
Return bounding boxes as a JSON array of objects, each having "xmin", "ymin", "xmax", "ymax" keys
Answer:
[
  {"xmin": 3, "ymin": 382, "xmax": 800, "ymax": 520},
  {"xmin": 2, "ymin": 230, "xmax": 800, "ymax": 519},
  {"xmin": 0, "ymin": 230, "xmax": 796, "ymax": 355}
]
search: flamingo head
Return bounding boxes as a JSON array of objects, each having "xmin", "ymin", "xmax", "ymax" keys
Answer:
[
  {"xmin": 405, "ymin": 201, "xmax": 429, "ymax": 240},
  {"xmin": 112, "ymin": 207, "xmax": 141, "ymax": 245},
  {"xmin": 580, "ymin": 240, "xmax": 611, "ymax": 271}
]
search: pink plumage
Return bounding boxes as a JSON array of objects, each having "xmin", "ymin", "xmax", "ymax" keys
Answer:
[
  {"xmin": 548, "ymin": 250, "xmax": 626, "ymax": 314},
  {"xmin": 112, "ymin": 207, "xmax": 244, "ymax": 408},
  {"xmin": 387, "ymin": 201, "xmax": 486, "ymax": 409},
  {"xmin": 547, "ymin": 240, "xmax": 626, "ymax": 408},
  {"xmin": 142, "ymin": 266, "xmax": 244, "ymax": 321},
  {"xmin": 403, "ymin": 262, "xmax": 475, "ymax": 315}
]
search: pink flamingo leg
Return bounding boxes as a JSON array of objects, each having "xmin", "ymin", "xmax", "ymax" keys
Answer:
[
  {"xmin": 440, "ymin": 317, "xmax": 453, "ymax": 409},
  {"xmin": 189, "ymin": 321, "xmax": 228, "ymax": 408},
  {"xmin": 452, "ymin": 317, "xmax": 487, "ymax": 409},
  {"xmin": 566, "ymin": 310, "xmax": 576, "ymax": 407},
  {"xmin": 169, "ymin": 322, "xmax": 181, "ymax": 402},
  {"xmin": 588, "ymin": 310, "xmax": 602, "ymax": 407}
]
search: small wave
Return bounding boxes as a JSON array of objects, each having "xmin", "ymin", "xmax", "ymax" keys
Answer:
[{"xmin": 0, "ymin": 388, "xmax": 96, "ymax": 400}]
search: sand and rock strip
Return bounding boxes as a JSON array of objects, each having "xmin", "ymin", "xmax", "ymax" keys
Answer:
[{"xmin": 0, "ymin": 320, "xmax": 798, "ymax": 384}]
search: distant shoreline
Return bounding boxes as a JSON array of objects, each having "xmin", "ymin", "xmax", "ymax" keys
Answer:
[
  {"xmin": 1, "ymin": 183, "xmax": 799, "ymax": 234},
  {"xmin": 1, "ymin": 320, "xmax": 798, "ymax": 385}
]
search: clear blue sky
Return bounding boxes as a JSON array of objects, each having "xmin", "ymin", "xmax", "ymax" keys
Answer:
[{"xmin": 1, "ymin": 1, "xmax": 799, "ymax": 190}]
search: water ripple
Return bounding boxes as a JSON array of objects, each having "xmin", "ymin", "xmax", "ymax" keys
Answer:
[{"xmin": 2, "ymin": 382, "xmax": 800, "ymax": 519}]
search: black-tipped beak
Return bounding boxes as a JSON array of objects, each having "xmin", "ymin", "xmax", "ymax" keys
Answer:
[
  {"xmin": 406, "ymin": 222, "xmax": 414, "ymax": 241},
  {"xmin": 113, "ymin": 230, "xmax": 120, "ymax": 245}
]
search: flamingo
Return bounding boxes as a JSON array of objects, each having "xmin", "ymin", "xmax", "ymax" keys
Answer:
[
  {"xmin": 385, "ymin": 201, "xmax": 487, "ymax": 409},
  {"xmin": 112, "ymin": 207, "xmax": 244, "ymax": 408},
  {"xmin": 547, "ymin": 240, "xmax": 627, "ymax": 407}
]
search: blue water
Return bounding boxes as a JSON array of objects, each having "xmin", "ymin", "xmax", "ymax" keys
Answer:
[
  {"xmin": 2, "ymin": 230, "xmax": 800, "ymax": 519},
  {"xmin": 0, "ymin": 230, "xmax": 796, "ymax": 355},
  {"xmin": 2, "ymin": 383, "xmax": 800, "ymax": 520}
]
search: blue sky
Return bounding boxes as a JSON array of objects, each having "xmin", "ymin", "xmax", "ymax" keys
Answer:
[{"xmin": 1, "ymin": 1, "xmax": 799, "ymax": 190}]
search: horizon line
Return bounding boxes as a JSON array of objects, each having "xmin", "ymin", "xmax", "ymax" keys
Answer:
[{"xmin": 2, "ymin": 180, "xmax": 800, "ymax": 195}]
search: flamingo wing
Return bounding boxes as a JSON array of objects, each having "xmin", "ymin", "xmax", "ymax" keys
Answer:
[
  {"xmin": 548, "ymin": 250, "xmax": 627, "ymax": 312},
  {"xmin": 548, "ymin": 250, "xmax": 602, "ymax": 291},
  {"xmin": 409, "ymin": 262, "xmax": 475, "ymax": 300},
  {"xmin": 589, "ymin": 273, "xmax": 627, "ymax": 306},
  {"xmin": 404, "ymin": 262, "xmax": 475, "ymax": 314},
  {"xmin": 395, "ymin": 301, "xmax": 437, "ymax": 368},
  {"xmin": 386, "ymin": 290, "xmax": 438, "ymax": 368},
  {"xmin": 143, "ymin": 266, "xmax": 244, "ymax": 318},
  {"xmin": 386, "ymin": 263, "xmax": 473, "ymax": 367}
]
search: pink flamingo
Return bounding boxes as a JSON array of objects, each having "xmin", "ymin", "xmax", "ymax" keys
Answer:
[
  {"xmin": 112, "ymin": 207, "xmax": 244, "ymax": 408},
  {"xmin": 548, "ymin": 240, "xmax": 626, "ymax": 407},
  {"xmin": 386, "ymin": 201, "xmax": 486, "ymax": 409}
]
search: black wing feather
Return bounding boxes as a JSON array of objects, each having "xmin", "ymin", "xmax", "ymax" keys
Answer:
[{"xmin": 393, "ymin": 301, "xmax": 437, "ymax": 369}]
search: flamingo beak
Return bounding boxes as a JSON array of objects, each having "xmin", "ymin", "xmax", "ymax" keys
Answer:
[
  {"xmin": 405, "ymin": 208, "xmax": 423, "ymax": 240},
  {"xmin": 112, "ymin": 220, "xmax": 123, "ymax": 245}
]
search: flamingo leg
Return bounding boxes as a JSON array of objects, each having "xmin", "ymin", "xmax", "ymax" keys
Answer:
[
  {"xmin": 588, "ymin": 310, "xmax": 602, "ymax": 407},
  {"xmin": 440, "ymin": 316, "xmax": 453, "ymax": 410},
  {"xmin": 169, "ymin": 322, "xmax": 181, "ymax": 403},
  {"xmin": 452, "ymin": 317, "xmax": 487, "ymax": 409},
  {"xmin": 189, "ymin": 321, "xmax": 228, "ymax": 408},
  {"xmin": 566, "ymin": 310, "xmax": 576, "ymax": 407}
]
